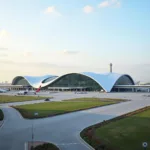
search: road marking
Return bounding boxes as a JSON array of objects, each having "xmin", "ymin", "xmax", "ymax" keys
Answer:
[
  {"xmin": 0, "ymin": 109, "xmax": 6, "ymax": 130},
  {"xmin": 24, "ymin": 142, "xmax": 28, "ymax": 150},
  {"xmin": 57, "ymin": 143, "xmax": 80, "ymax": 146},
  {"xmin": 0, "ymin": 120, "xmax": 5, "ymax": 129}
]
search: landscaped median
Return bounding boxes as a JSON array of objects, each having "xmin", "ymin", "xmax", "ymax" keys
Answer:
[
  {"xmin": 0, "ymin": 109, "xmax": 4, "ymax": 121},
  {"xmin": 28, "ymin": 141, "xmax": 59, "ymax": 150},
  {"xmin": 13, "ymin": 98, "xmax": 125, "ymax": 119},
  {"xmin": 80, "ymin": 106, "xmax": 150, "ymax": 150},
  {"xmin": 0, "ymin": 95, "xmax": 50, "ymax": 104},
  {"xmin": 0, "ymin": 109, "xmax": 4, "ymax": 127}
]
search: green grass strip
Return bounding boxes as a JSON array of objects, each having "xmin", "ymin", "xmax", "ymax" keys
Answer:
[
  {"xmin": 81, "ymin": 107, "xmax": 150, "ymax": 150},
  {"xmin": 32, "ymin": 143, "xmax": 59, "ymax": 150},
  {"xmin": 14, "ymin": 98, "xmax": 121, "ymax": 119},
  {"xmin": 0, "ymin": 95, "xmax": 50, "ymax": 103}
]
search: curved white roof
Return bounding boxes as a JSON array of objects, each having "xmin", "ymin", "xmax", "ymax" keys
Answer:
[
  {"xmin": 40, "ymin": 72, "xmax": 134, "ymax": 92},
  {"xmin": 12, "ymin": 75, "xmax": 58, "ymax": 88},
  {"xmin": 12, "ymin": 72, "xmax": 134, "ymax": 92},
  {"xmin": 81, "ymin": 72, "xmax": 134, "ymax": 92}
]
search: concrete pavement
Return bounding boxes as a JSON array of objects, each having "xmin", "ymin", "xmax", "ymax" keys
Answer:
[{"xmin": 0, "ymin": 92, "xmax": 150, "ymax": 150}]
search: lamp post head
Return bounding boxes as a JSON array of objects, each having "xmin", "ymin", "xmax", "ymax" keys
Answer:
[
  {"xmin": 142, "ymin": 142, "xmax": 148, "ymax": 148},
  {"xmin": 34, "ymin": 112, "xmax": 39, "ymax": 116}
]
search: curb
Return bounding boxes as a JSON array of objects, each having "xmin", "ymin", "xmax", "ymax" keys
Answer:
[
  {"xmin": 0, "ymin": 109, "xmax": 4, "ymax": 128},
  {"xmin": 0, "ymin": 120, "xmax": 4, "ymax": 128},
  {"xmin": 78, "ymin": 134, "xmax": 95, "ymax": 150}
]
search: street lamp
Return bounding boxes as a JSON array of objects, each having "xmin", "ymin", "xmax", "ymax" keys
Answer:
[
  {"xmin": 32, "ymin": 112, "xmax": 39, "ymax": 149},
  {"xmin": 142, "ymin": 142, "xmax": 148, "ymax": 150}
]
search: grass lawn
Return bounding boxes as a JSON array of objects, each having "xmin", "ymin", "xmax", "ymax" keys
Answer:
[
  {"xmin": 0, "ymin": 95, "xmax": 49, "ymax": 104},
  {"xmin": 14, "ymin": 98, "xmax": 121, "ymax": 119},
  {"xmin": 82, "ymin": 108, "xmax": 150, "ymax": 150},
  {"xmin": 64, "ymin": 97, "xmax": 127, "ymax": 102},
  {"xmin": 0, "ymin": 109, "xmax": 4, "ymax": 121}
]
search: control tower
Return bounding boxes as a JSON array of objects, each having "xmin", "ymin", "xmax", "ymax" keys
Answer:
[{"xmin": 110, "ymin": 63, "xmax": 113, "ymax": 73}]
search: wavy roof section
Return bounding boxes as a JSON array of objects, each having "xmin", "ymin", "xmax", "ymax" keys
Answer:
[
  {"xmin": 12, "ymin": 75, "xmax": 58, "ymax": 88},
  {"xmin": 81, "ymin": 72, "xmax": 134, "ymax": 92},
  {"xmin": 12, "ymin": 72, "xmax": 134, "ymax": 92}
]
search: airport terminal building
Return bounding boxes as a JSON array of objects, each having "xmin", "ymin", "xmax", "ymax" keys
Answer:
[
  {"xmin": 11, "ymin": 72, "xmax": 135, "ymax": 92},
  {"xmin": 1, "ymin": 64, "xmax": 149, "ymax": 93}
]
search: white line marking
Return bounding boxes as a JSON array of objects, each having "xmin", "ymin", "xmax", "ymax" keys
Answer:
[
  {"xmin": 57, "ymin": 143, "xmax": 80, "ymax": 146},
  {"xmin": 0, "ymin": 120, "xmax": 5, "ymax": 129},
  {"xmin": 24, "ymin": 142, "xmax": 28, "ymax": 150}
]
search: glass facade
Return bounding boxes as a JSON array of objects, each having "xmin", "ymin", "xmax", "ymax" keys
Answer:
[
  {"xmin": 42, "ymin": 76, "xmax": 57, "ymax": 83},
  {"xmin": 12, "ymin": 77, "xmax": 30, "ymax": 86},
  {"xmin": 46, "ymin": 73, "xmax": 103, "ymax": 91},
  {"xmin": 12, "ymin": 74, "xmax": 135, "ymax": 92},
  {"xmin": 114, "ymin": 75, "xmax": 134, "ymax": 85},
  {"xmin": 112, "ymin": 75, "xmax": 134, "ymax": 92}
]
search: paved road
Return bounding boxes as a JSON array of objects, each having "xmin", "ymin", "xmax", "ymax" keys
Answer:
[{"xmin": 0, "ymin": 92, "xmax": 150, "ymax": 150}]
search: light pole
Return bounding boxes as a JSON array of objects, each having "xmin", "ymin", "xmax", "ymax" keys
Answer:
[
  {"xmin": 142, "ymin": 142, "xmax": 148, "ymax": 150},
  {"xmin": 32, "ymin": 112, "xmax": 38, "ymax": 149}
]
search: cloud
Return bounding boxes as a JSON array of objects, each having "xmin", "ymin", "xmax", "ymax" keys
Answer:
[
  {"xmin": 0, "ymin": 46, "xmax": 9, "ymax": 57},
  {"xmin": 23, "ymin": 51, "xmax": 33, "ymax": 57},
  {"xmin": 44, "ymin": 6, "xmax": 62, "ymax": 16},
  {"xmin": 83, "ymin": 5, "xmax": 94, "ymax": 14},
  {"xmin": 0, "ymin": 47, "xmax": 8, "ymax": 51},
  {"xmin": 0, "ymin": 60, "xmax": 15, "ymax": 64},
  {"xmin": 0, "ymin": 53, "xmax": 8, "ymax": 57},
  {"xmin": 0, "ymin": 29, "xmax": 11, "ymax": 49},
  {"xmin": 99, "ymin": 1, "xmax": 109, "ymax": 8},
  {"xmin": 98, "ymin": 0, "xmax": 121, "ymax": 8},
  {"xmin": 62, "ymin": 50, "xmax": 79, "ymax": 55},
  {"xmin": 0, "ymin": 60, "xmax": 56, "ymax": 67},
  {"xmin": 24, "ymin": 62, "xmax": 58, "ymax": 68},
  {"xmin": 0, "ymin": 60, "xmax": 79, "ymax": 69},
  {"xmin": 0, "ymin": 29, "xmax": 10, "ymax": 40}
]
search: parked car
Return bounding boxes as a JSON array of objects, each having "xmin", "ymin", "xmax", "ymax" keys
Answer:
[{"xmin": 45, "ymin": 98, "xmax": 50, "ymax": 101}]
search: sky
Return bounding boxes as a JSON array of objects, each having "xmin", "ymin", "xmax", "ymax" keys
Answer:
[{"xmin": 0, "ymin": 0, "xmax": 150, "ymax": 83}]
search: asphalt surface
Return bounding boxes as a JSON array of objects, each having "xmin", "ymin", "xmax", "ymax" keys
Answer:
[{"xmin": 0, "ymin": 92, "xmax": 150, "ymax": 150}]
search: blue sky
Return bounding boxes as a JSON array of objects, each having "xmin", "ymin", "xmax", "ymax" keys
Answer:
[{"xmin": 0, "ymin": 0, "xmax": 150, "ymax": 82}]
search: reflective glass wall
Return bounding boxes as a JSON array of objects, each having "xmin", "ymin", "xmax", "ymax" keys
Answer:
[
  {"xmin": 114, "ymin": 75, "xmax": 134, "ymax": 85},
  {"xmin": 12, "ymin": 77, "xmax": 30, "ymax": 86},
  {"xmin": 46, "ymin": 73, "xmax": 103, "ymax": 91}
]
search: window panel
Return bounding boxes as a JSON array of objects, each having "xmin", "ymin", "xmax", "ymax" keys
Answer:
[{"xmin": 47, "ymin": 73, "xmax": 103, "ymax": 91}]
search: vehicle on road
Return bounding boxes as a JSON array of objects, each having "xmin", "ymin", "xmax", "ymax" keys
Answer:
[
  {"xmin": 0, "ymin": 88, "xmax": 10, "ymax": 93},
  {"xmin": 45, "ymin": 98, "xmax": 51, "ymax": 101},
  {"xmin": 17, "ymin": 86, "xmax": 41, "ymax": 95},
  {"xmin": 75, "ymin": 91, "xmax": 87, "ymax": 94}
]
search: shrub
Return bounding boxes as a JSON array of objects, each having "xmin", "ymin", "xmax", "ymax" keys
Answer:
[{"xmin": 33, "ymin": 143, "xmax": 59, "ymax": 150}]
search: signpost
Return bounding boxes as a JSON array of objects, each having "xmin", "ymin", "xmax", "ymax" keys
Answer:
[
  {"xmin": 32, "ymin": 112, "xmax": 39, "ymax": 149},
  {"xmin": 142, "ymin": 142, "xmax": 148, "ymax": 150}
]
